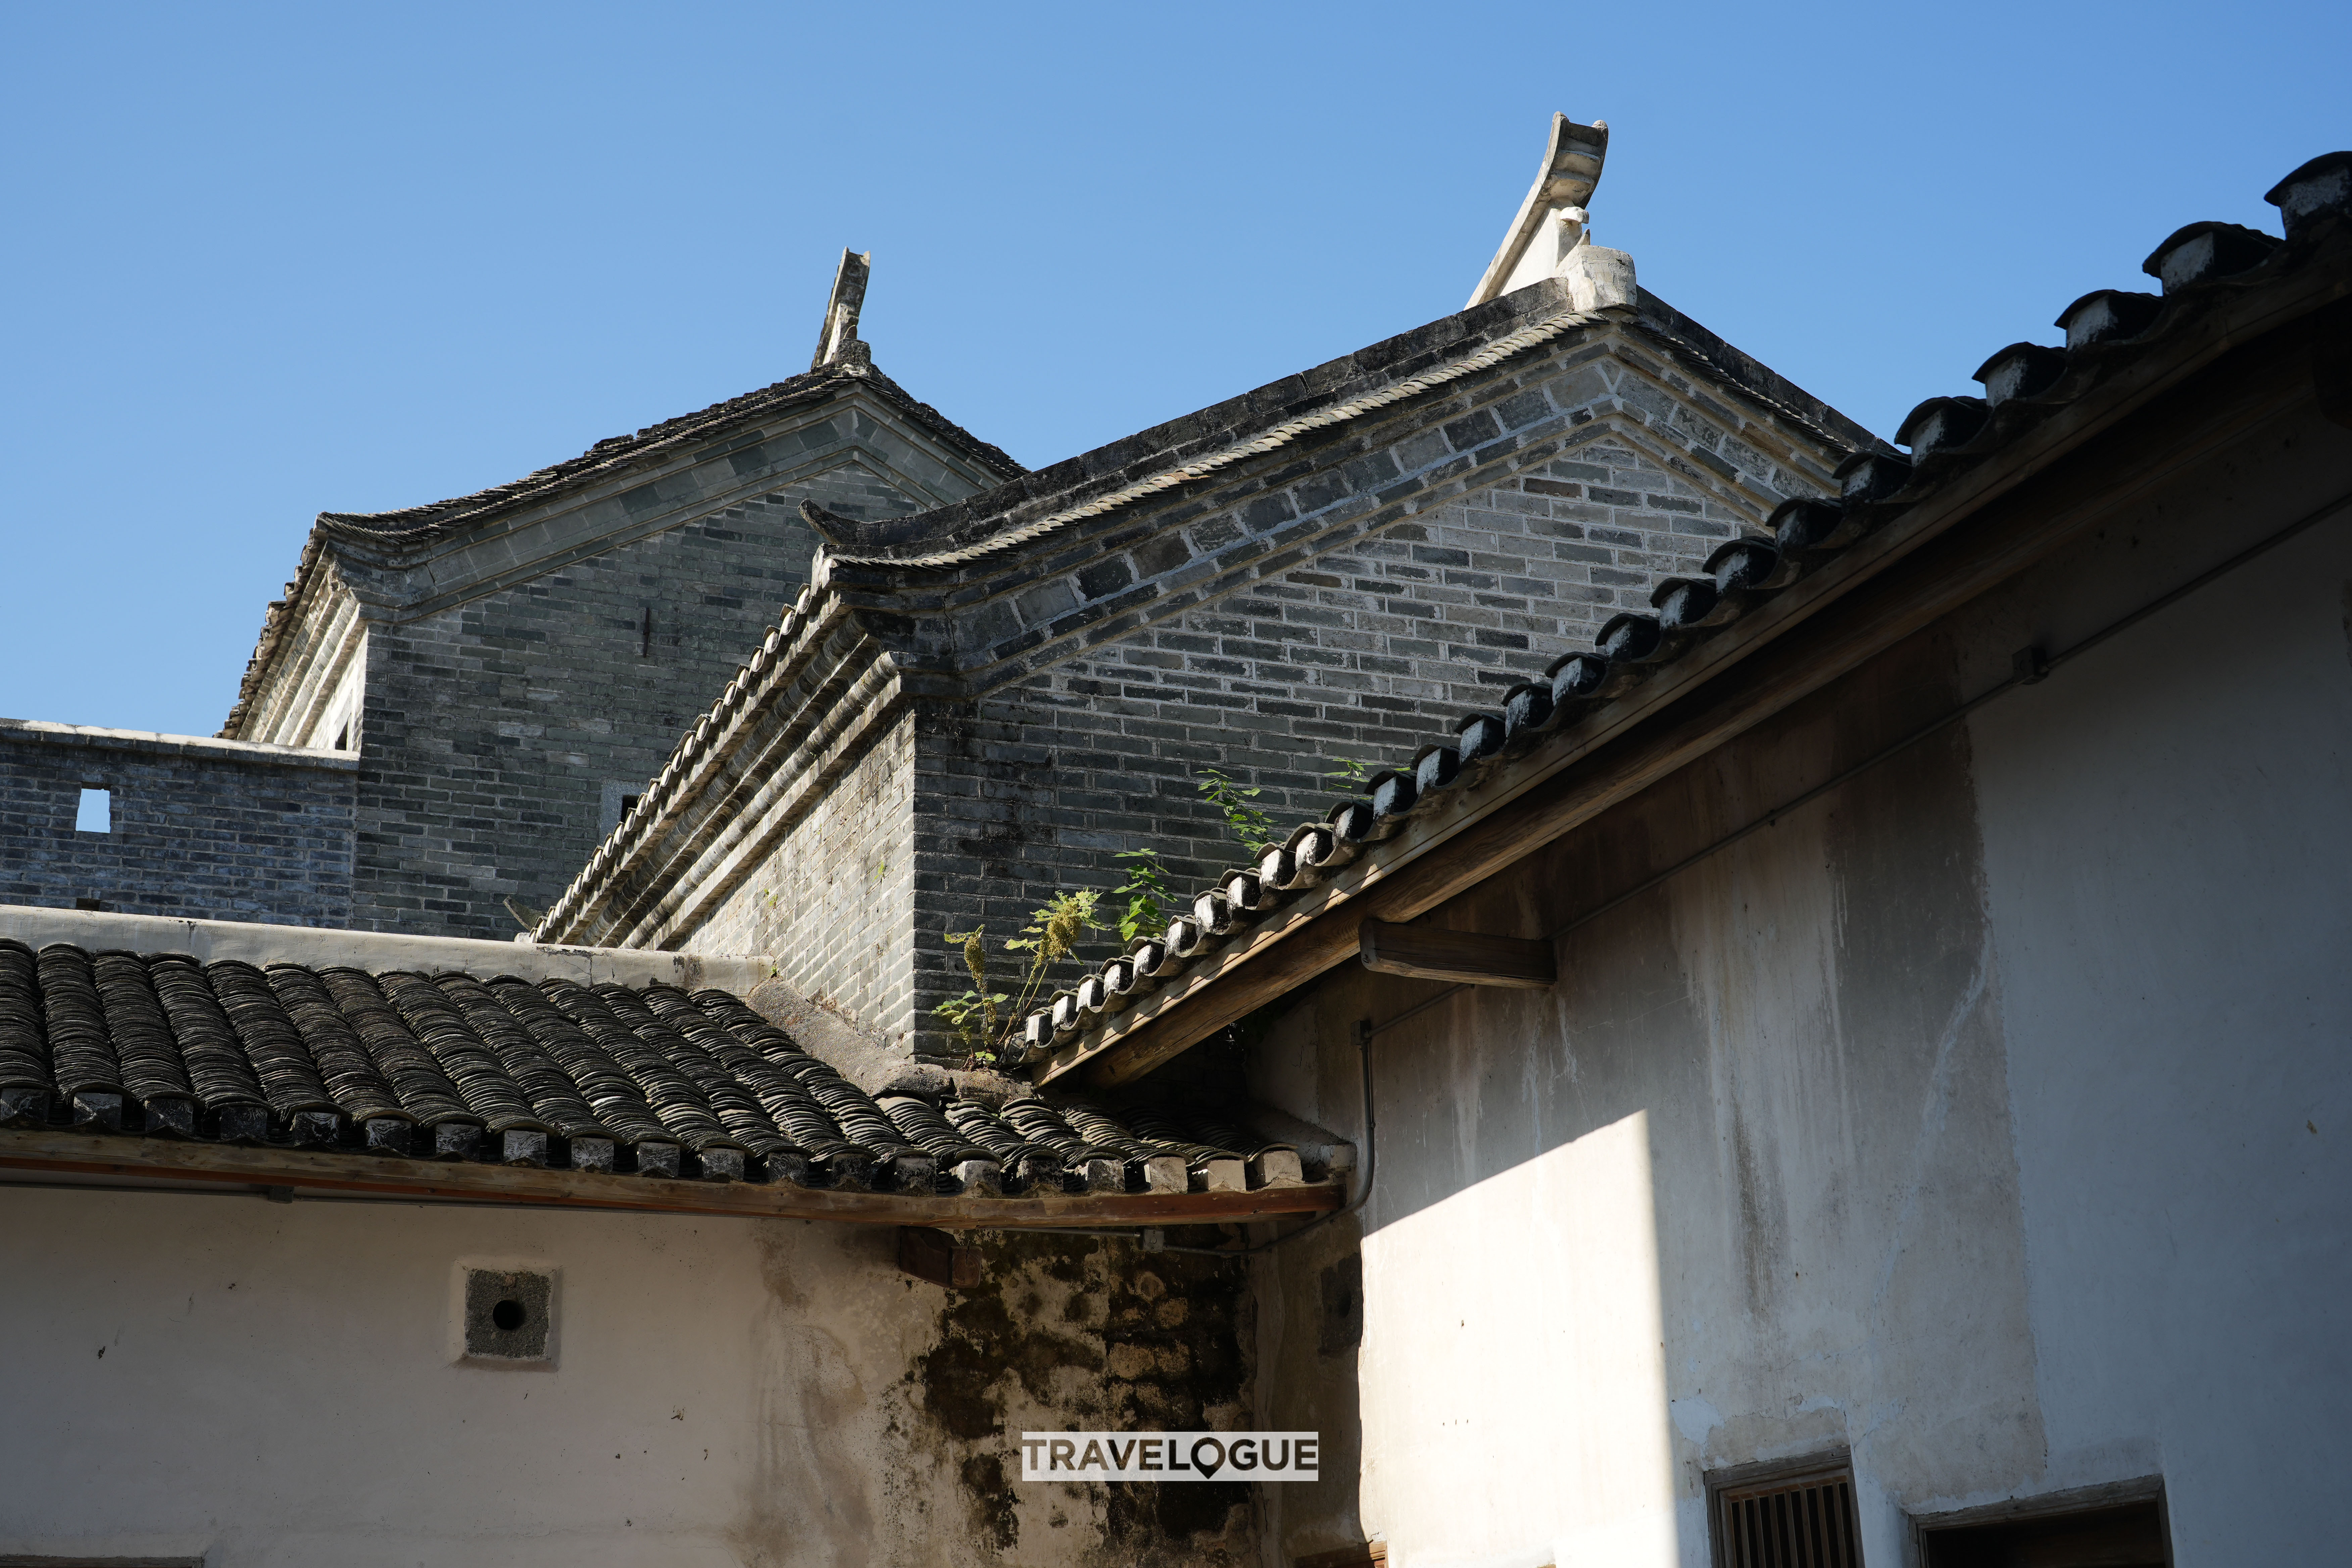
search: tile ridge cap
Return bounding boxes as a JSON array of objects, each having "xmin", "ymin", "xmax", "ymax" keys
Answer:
[{"xmin": 828, "ymin": 305, "xmax": 1615, "ymax": 572}]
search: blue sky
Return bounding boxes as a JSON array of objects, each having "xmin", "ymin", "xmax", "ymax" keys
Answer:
[{"xmin": 3, "ymin": 1, "xmax": 2344, "ymax": 735}]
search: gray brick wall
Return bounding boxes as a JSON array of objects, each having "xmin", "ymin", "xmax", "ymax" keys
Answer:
[
  {"xmin": 896, "ymin": 332, "xmax": 1842, "ymax": 1055},
  {"xmin": 221, "ymin": 358, "xmax": 1019, "ymax": 944},
  {"xmin": 635, "ymin": 322, "xmax": 1863, "ymax": 1053},
  {"xmin": 0, "ymin": 724, "xmax": 355, "ymax": 925},
  {"xmin": 352, "ymin": 468, "xmax": 929, "ymax": 940},
  {"xmin": 692, "ymin": 710, "xmax": 917, "ymax": 1041}
]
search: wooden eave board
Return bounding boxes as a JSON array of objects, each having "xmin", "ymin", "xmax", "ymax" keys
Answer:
[{"xmin": 0, "ymin": 1130, "xmax": 1340, "ymax": 1231}]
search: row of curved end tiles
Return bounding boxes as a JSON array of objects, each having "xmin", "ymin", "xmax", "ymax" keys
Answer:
[{"xmin": 0, "ymin": 1081, "xmax": 1306, "ymax": 1199}]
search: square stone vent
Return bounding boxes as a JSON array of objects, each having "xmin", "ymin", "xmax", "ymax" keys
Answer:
[{"xmin": 460, "ymin": 1266, "xmax": 555, "ymax": 1364}]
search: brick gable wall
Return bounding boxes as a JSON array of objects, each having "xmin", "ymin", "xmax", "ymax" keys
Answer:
[
  {"xmin": 617, "ymin": 313, "xmax": 1864, "ymax": 1058},
  {"xmin": 352, "ymin": 467, "xmax": 931, "ymax": 939},
  {"xmin": 229, "ymin": 377, "xmax": 1015, "ymax": 943},
  {"xmin": 909, "ymin": 440, "xmax": 1776, "ymax": 1053}
]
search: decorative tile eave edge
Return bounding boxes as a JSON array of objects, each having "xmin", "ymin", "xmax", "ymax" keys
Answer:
[
  {"xmin": 355, "ymin": 442, "xmax": 980, "ymax": 632},
  {"xmin": 253, "ymin": 596, "xmax": 367, "ymax": 753},
  {"xmin": 609, "ymin": 658, "xmax": 910, "ymax": 954},
  {"xmin": 939, "ymin": 400, "xmax": 1811, "ymax": 705},
  {"xmin": 317, "ymin": 368, "xmax": 1019, "ymax": 549}
]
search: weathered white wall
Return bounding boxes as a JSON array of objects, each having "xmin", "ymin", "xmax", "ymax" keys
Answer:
[
  {"xmin": 1254, "ymin": 673, "xmax": 2039, "ymax": 1568},
  {"xmin": 0, "ymin": 1189, "xmax": 783, "ymax": 1567},
  {"xmin": 1248, "ymin": 408, "xmax": 2352, "ymax": 1567},
  {"xmin": 1965, "ymin": 514, "xmax": 2352, "ymax": 1564},
  {"xmin": 0, "ymin": 1187, "xmax": 1260, "ymax": 1567},
  {"xmin": 1359, "ymin": 1112, "xmax": 1678, "ymax": 1565}
]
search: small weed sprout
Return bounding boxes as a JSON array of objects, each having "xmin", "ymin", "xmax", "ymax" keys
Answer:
[
  {"xmin": 935, "ymin": 928, "xmax": 1005, "ymax": 1059},
  {"xmin": 936, "ymin": 888, "xmax": 1101, "ymax": 1066},
  {"xmin": 1197, "ymin": 767, "xmax": 1279, "ymax": 855},
  {"xmin": 1113, "ymin": 847, "xmax": 1175, "ymax": 943}
]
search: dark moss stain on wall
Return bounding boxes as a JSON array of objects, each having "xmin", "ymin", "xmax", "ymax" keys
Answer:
[
  {"xmin": 960, "ymin": 1452, "xmax": 1019, "ymax": 1552},
  {"xmin": 1316, "ymin": 1254, "xmax": 1362, "ymax": 1357},
  {"xmin": 913, "ymin": 1249, "xmax": 1104, "ymax": 1443},
  {"xmin": 905, "ymin": 1230, "xmax": 1259, "ymax": 1565}
]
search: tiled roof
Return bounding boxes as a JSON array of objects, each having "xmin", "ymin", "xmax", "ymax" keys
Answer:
[
  {"xmin": 1020, "ymin": 149, "xmax": 2352, "ymax": 1072},
  {"xmin": 0, "ymin": 937, "xmax": 1312, "ymax": 1205},
  {"xmin": 219, "ymin": 361, "xmax": 1024, "ymax": 740}
]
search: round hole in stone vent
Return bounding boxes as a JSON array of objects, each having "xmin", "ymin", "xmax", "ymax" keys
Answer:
[{"xmin": 492, "ymin": 1298, "xmax": 527, "ymax": 1332}]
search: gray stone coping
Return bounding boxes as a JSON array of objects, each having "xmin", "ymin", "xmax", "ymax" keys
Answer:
[
  {"xmin": 0, "ymin": 904, "xmax": 773, "ymax": 992},
  {"xmin": 0, "ymin": 718, "xmax": 359, "ymax": 771}
]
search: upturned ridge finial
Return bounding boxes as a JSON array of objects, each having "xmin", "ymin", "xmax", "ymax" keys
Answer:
[
  {"xmin": 811, "ymin": 249, "xmax": 874, "ymax": 372},
  {"xmin": 1467, "ymin": 114, "xmax": 1632, "ymax": 311}
]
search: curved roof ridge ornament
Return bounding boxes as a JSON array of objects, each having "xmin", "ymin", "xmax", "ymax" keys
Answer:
[
  {"xmin": 798, "ymin": 498, "xmax": 859, "ymax": 549},
  {"xmin": 811, "ymin": 248, "xmax": 873, "ymax": 372},
  {"xmin": 1467, "ymin": 113, "xmax": 1611, "ymax": 308}
]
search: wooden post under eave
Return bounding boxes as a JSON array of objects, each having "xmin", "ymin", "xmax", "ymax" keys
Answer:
[{"xmin": 1358, "ymin": 921, "xmax": 1557, "ymax": 988}]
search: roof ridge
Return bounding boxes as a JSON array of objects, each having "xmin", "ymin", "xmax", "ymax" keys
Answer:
[
  {"xmin": 317, "ymin": 361, "xmax": 1022, "ymax": 547},
  {"xmin": 219, "ymin": 359, "xmax": 1021, "ymax": 740},
  {"xmin": 820, "ymin": 304, "xmax": 1612, "ymax": 572}
]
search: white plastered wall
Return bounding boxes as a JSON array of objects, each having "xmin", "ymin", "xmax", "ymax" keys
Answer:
[
  {"xmin": 1359, "ymin": 1112, "xmax": 1678, "ymax": 1567},
  {"xmin": 1964, "ymin": 515, "xmax": 2352, "ymax": 1562},
  {"xmin": 1253, "ymin": 420, "xmax": 2352, "ymax": 1567},
  {"xmin": 0, "ymin": 1192, "xmax": 782, "ymax": 1567},
  {"xmin": 0, "ymin": 1193, "xmax": 1164, "ymax": 1568}
]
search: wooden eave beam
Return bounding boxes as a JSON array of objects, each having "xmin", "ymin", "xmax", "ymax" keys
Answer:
[
  {"xmin": 1358, "ymin": 921, "xmax": 1557, "ymax": 987},
  {"xmin": 0, "ymin": 1130, "xmax": 1340, "ymax": 1231},
  {"xmin": 1041, "ymin": 277, "xmax": 2338, "ymax": 1089}
]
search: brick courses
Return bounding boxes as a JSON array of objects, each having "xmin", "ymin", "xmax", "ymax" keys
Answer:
[
  {"xmin": 0, "ymin": 721, "xmax": 354, "ymax": 925},
  {"xmin": 899, "ymin": 325, "xmax": 1844, "ymax": 1049},
  {"xmin": 350, "ymin": 473, "xmax": 920, "ymax": 938},
  {"xmin": 690, "ymin": 710, "xmax": 916, "ymax": 1034}
]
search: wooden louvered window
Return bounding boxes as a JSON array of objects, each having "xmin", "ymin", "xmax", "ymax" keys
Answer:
[{"xmin": 1711, "ymin": 1460, "xmax": 1863, "ymax": 1568}]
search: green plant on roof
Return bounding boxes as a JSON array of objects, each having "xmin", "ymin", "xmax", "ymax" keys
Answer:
[
  {"xmin": 1113, "ymin": 847, "xmax": 1175, "ymax": 944},
  {"xmin": 1197, "ymin": 767, "xmax": 1279, "ymax": 856},
  {"xmin": 936, "ymin": 887, "xmax": 1101, "ymax": 1067},
  {"xmin": 1322, "ymin": 756, "xmax": 1375, "ymax": 789},
  {"xmin": 934, "ymin": 927, "xmax": 1008, "ymax": 1062}
]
